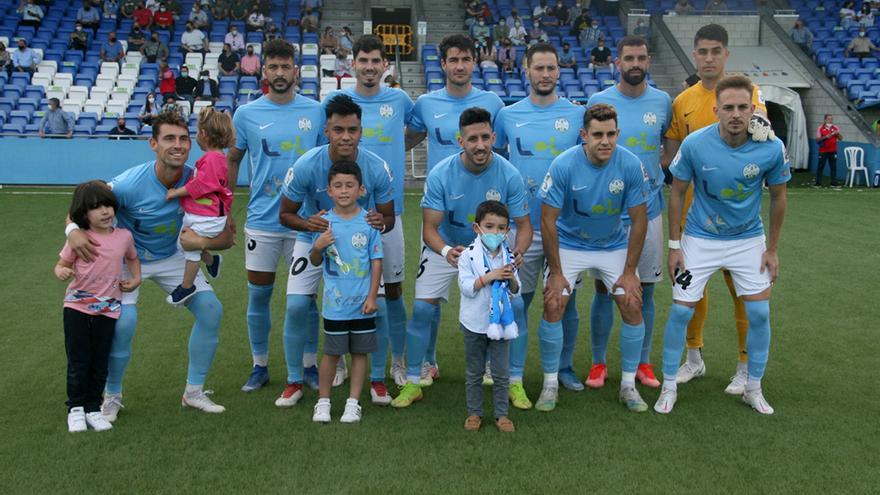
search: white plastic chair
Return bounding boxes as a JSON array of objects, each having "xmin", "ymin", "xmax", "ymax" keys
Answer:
[
  {"xmin": 62, "ymin": 99, "xmax": 82, "ymax": 117},
  {"xmin": 302, "ymin": 43, "xmax": 318, "ymax": 56},
  {"xmin": 95, "ymin": 74, "xmax": 116, "ymax": 89},
  {"xmin": 125, "ymin": 52, "xmax": 143, "ymax": 65},
  {"xmin": 90, "ymin": 86, "xmax": 111, "ymax": 103},
  {"xmin": 320, "ymin": 54, "xmax": 336, "ymax": 71},
  {"xmin": 83, "ymin": 100, "xmax": 105, "ymax": 117},
  {"xmin": 66, "ymin": 86, "xmax": 90, "ymax": 103},
  {"xmin": 843, "ymin": 146, "xmax": 870, "ymax": 187},
  {"xmin": 300, "ymin": 65, "xmax": 318, "ymax": 79},
  {"xmin": 32, "ymin": 73, "xmax": 53, "ymax": 89},
  {"xmin": 52, "ymin": 72, "xmax": 73, "ymax": 90},
  {"xmin": 192, "ymin": 100, "xmax": 213, "ymax": 115},
  {"xmin": 46, "ymin": 86, "xmax": 67, "ymax": 101},
  {"xmin": 100, "ymin": 62, "xmax": 120, "ymax": 78}
]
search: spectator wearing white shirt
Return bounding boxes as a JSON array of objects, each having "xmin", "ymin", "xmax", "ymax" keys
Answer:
[
  {"xmin": 180, "ymin": 21, "xmax": 205, "ymax": 53},
  {"xmin": 188, "ymin": 3, "xmax": 209, "ymax": 30},
  {"xmin": 225, "ymin": 25, "xmax": 245, "ymax": 55},
  {"xmin": 18, "ymin": 0, "xmax": 44, "ymax": 28}
]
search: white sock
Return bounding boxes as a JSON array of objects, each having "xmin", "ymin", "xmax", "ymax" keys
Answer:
[
  {"xmin": 104, "ymin": 392, "xmax": 121, "ymax": 399},
  {"xmin": 662, "ymin": 374, "xmax": 678, "ymax": 392},
  {"xmin": 620, "ymin": 371, "xmax": 636, "ymax": 389},
  {"xmin": 686, "ymin": 348, "xmax": 703, "ymax": 365},
  {"xmin": 184, "ymin": 383, "xmax": 203, "ymax": 396},
  {"xmin": 543, "ymin": 373, "xmax": 558, "ymax": 387},
  {"xmin": 253, "ymin": 354, "xmax": 268, "ymax": 367},
  {"xmin": 736, "ymin": 361, "xmax": 747, "ymax": 373},
  {"xmin": 510, "ymin": 376, "xmax": 523, "ymax": 384},
  {"xmin": 746, "ymin": 376, "xmax": 762, "ymax": 392},
  {"xmin": 317, "ymin": 397, "xmax": 330, "ymax": 404},
  {"xmin": 303, "ymin": 353, "xmax": 317, "ymax": 368},
  {"xmin": 407, "ymin": 375, "xmax": 420, "ymax": 385},
  {"xmin": 346, "ymin": 398, "xmax": 359, "ymax": 406}
]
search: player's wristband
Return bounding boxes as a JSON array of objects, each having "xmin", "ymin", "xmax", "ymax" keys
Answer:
[
  {"xmin": 65, "ymin": 223, "xmax": 80, "ymax": 238},
  {"xmin": 668, "ymin": 239, "xmax": 681, "ymax": 250},
  {"xmin": 440, "ymin": 245, "xmax": 453, "ymax": 258}
]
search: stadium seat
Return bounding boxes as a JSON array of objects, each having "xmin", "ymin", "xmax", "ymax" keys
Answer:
[
  {"xmin": 100, "ymin": 62, "xmax": 120, "ymax": 79},
  {"xmin": 62, "ymin": 100, "xmax": 82, "ymax": 117},
  {"xmin": 8, "ymin": 110, "xmax": 31, "ymax": 125},
  {"xmin": 83, "ymin": 100, "xmax": 105, "ymax": 116},
  {"xmin": 2, "ymin": 122, "xmax": 25, "ymax": 134},
  {"xmin": 46, "ymin": 86, "xmax": 67, "ymax": 101},
  {"xmin": 67, "ymin": 86, "xmax": 89, "ymax": 104}
]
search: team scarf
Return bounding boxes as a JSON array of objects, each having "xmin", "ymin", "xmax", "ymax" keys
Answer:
[{"xmin": 471, "ymin": 238, "xmax": 519, "ymax": 341}]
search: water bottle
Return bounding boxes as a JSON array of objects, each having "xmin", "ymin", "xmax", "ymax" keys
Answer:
[{"xmin": 873, "ymin": 169, "xmax": 880, "ymax": 188}]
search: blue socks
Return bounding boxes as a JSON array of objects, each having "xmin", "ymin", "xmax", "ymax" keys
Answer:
[
  {"xmin": 283, "ymin": 294, "xmax": 313, "ymax": 384},
  {"xmin": 405, "ymin": 300, "xmax": 436, "ymax": 379},
  {"xmin": 371, "ymin": 298, "xmax": 389, "ymax": 382},
  {"xmin": 744, "ymin": 300, "xmax": 771, "ymax": 380},
  {"xmin": 246, "ymin": 282, "xmax": 273, "ymax": 364},
  {"xmin": 619, "ymin": 321, "xmax": 645, "ymax": 374},
  {"xmin": 538, "ymin": 318, "xmax": 563, "ymax": 374},
  {"xmin": 590, "ymin": 292, "xmax": 614, "ymax": 364},
  {"xmin": 560, "ymin": 292, "xmax": 580, "ymax": 370},
  {"xmin": 106, "ymin": 303, "xmax": 137, "ymax": 394},
  {"xmin": 509, "ymin": 295, "xmax": 527, "ymax": 379},
  {"xmin": 386, "ymin": 296, "xmax": 407, "ymax": 358},
  {"xmin": 661, "ymin": 303, "xmax": 696, "ymax": 377},
  {"xmin": 425, "ymin": 304, "xmax": 440, "ymax": 364},
  {"xmin": 640, "ymin": 283, "xmax": 656, "ymax": 364},
  {"xmin": 304, "ymin": 297, "xmax": 319, "ymax": 356},
  {"xmin": 186, "ymin": 291, "xmax": 222, "ymax": 386}
]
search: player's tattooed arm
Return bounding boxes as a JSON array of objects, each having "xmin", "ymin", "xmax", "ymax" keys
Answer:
[{"xmin": 180, "ymin": 221, "xmax": 235, "ymax": 251}]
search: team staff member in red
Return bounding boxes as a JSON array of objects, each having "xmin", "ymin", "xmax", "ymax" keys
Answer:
[{"xmin": 815, "ymin": 114, "xmax": 842, "ymax": 188}]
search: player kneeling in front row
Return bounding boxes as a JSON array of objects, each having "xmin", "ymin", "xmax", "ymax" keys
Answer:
[
  {"xmin": 309, "ymin": 161, "xmax": 384, "ymax": 424},
  {"xmin": 654, "ymin": 75, "xmax": 789, "ymax": 416},
  {"xmin": 459, "ymin": 201, "xmax": 520, "ymax": 433}
]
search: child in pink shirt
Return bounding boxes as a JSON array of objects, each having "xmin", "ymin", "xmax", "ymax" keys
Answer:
[
  {"xmin": 166, "ymin": 107, "xmax": 235, "ymax": 305},
  {"xmin": 56, "ymin": 181, "xmax": 141, "ymax": 433}
]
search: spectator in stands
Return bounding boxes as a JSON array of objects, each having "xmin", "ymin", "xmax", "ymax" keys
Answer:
[
  {"xmin": 180, "ymin": 21, "xmax": 206, "ymax": 54},
  {"xmin": 17, "ymin": 0, "xmax": 44, "ymax": 28},
  {"xmin": 103, "ymin": 0, "xmax": 119, "ymax": 19},
  {"xmin": 101, "ymin": 31, "xmax": 125, "ymax": 65},
  {"xmin": 528, "ymin": 20, "xmax": 549, "ymax": 45},
  {"xmin": 175, "ymin": 66, "xmax": 197, "ymax": 103},
  {"xmin": 164, "ymin": 0, "xmax": 180, "ymax": 19},
  {"xmin": 247, "ymin": 6, "xmax": 266, "ymax": 32},
  {"xmin": 472, "ymin": 17, "xmax": 491, "ymax": 46},
  {"xmin": 506, "ymin": 7, "xmax": 522, "ymax": 27},
  {"xmin": 218, "ymin": 43, "xmax": 240, "ymax": 76},
  {"xmin": 789, "ymin": 19, "xmax": 813, "ymax": 51},
  {"xmin": 815, "ymin": 114, "xmax": 842, "ymax": 188},
  {"xmin": 480, "ymin": 2, "xmax": 494, "ymax": 23},
  {"xmin": 144, "ymin": 0, "xmax": 159, "ymax": 13},
  {"xmin": 12, "ymin": 38, "xmax": 39, "ymax": 74},
  {"xmin": 78, "ymin": 0, "xmax": 101, "ymax": 32},
  {"xmin": 302, "ymin": 0, "xmax": 322, "ymax": 13},
  {"xmin": 225, "ymin": 25, "xmax": 246, "ymax": 55},
  {"xmin": 539, "ymin": 7, "xmax": 561, "ymax": 37},
  {"xmin": 706, "ymin": 0, "xmax": 728, "ymax": 12},
  {"xmin": 141, "ymin": 31, "xmax": 169, "ymax": 62},
  {"xmin": 120, "ymin": 0, "xmax": 137, "ymax": 17},
  {"xmin": 533, "ymin": 0, "xmax": 549, "ymax": 18},
  {"xmin": 859, "ymin": 3, "xmax": 875, "ymax": 27},
  {"xmin": 339, "ymin": 26, "xmax": 354, "ymax": 52},
  {"xmin": 158, "ymin": 62, "xmax": 176, "ymax": 97},
  {"xmin": 240, "ymin": 45, "xmax": 260, "ymax": 76},
  {"xmin": 0, "ymin": 42, "xmax": 11, "ymax": 78},
  {"xmin": 590, "ymin": 37, "xmax": 613, "ymax": 73},
  {"xmin": 845, "ymin": 27, "xmax": 880, "ymax": 58},
  {"xmin": 154, "ymin": 2, "xmax": 174, "ymax": 30},
  {"xmin": 579, "ymin": 19, "xmax": 602, "ymax": 52},
  {"xmin": 333, "ymin": 49, "xmax": 353, "ymax": 87},
  {"xmin": 301, "ymin": 8, "xmax": 319, "ymax": 33},
  {"xmin": 39, "ymin": 98, "xmax": 74, "ymax": 138},
  {"xmin": 161, "ymin": 94, "xmax": 187, "ymax": 117},
  {"xmin": 559, "ymin": 42, "xmax": 577, "ymax": 68},
  {"xmin": 110, "ymin": 116, "xmax": 137, "ymax": 137},
  {"xmin": 68, "ymin": 22, "xmax": 90, "ymax": 53},
  {"xmin": 133, "ymin": 1, "xmax": 153, "ymax": 29},
  {"xmin": 320, "ymin": 26, "xmax": 339, "ymax": 54},
  {"xmin": 570, "ymin": 7, "xmax": 592, "ymax": 38},
  {"xmin": 189, "ymin": 3, "xmax": 209, "ymax": 30},
  {"xmin": 477, "ymin": 41, "xmax": 497, "ymax": 70},
  {"xmin": 194, "ymin": 70, "xmax": 220, "ymax": 103},
  {"xmin": 497, "ymin": 37, "xmax": 515, "ymax": 72},
  {"xmin": 211, "ymin": 0, "xmax": 229, "ymax": 20},
  {"xmin": 634, "ymin": 18, "xmax": 651, "ymax": 43},
  {"xmin": 674, "ymin": 0, "xmax": 695, "ymax": 15},
  {"xmin": 139, "ymin": 92, "xmax": 160, "ymax": 125},
  {"xmin": 492, "ymin": 18, "xmax": 508, "ymax": 44},
  {"xmin": 229, "ymin": 0, "xmax": 249, "ymax": 21},
  {"xmin": 127, "ymin": 25, "xmax": 145, "ymax": 53},
  {"xmin": 552, "ymin": 0, "xmax": 570, "ymax": 24},
  {"xmin": 509, "ymin": 19, "xmax": 527, "ymax": 46},
  {"xmin": 465, "ymin": 0, "xmax": 481, "ymax": 29},
  {"xmin": 840, "ymin": 1, "xmax": 857, "ymax": 28}
]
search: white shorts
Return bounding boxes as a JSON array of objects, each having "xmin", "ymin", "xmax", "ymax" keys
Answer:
[
  {"xmin": 630, "ymin": 214, "xmax": 664, "ymax": 283},
  {"xmin": 121, "ymin": 250, "xmax": 213, "ymax": 304},
  {"xmin": 673, "ymin": 234, "xmax": 770, "ymax": 303},
  {"xmin": 182, "ymin": 213, "xmax": 226, "ymax": 262},
  {"xmin": 553, "ymin": 247, "xmax": 631, "ymax": 297},
  {"xmin": 244, "ymin": 227, "xmax": 297, "ymax": 273},
  {"xmin": 380, "ymin": 214, "xmax": 405, "ymax": 286},
  {"xmin": 286, "ymin": 239, "xmax": 322, "ymax": 295},
  {"xmin": 413, "ymin": 243, "xmax": 458, "ymax": 302}
]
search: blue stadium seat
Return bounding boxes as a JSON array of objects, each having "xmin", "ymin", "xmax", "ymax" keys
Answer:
[
  {"xmin": 25, "ymin": 123, "xmax": 42, "ymax": 134},
  {"xmin": 0, "ymin": 97, "xmax": 16, "ymax": 113},
  {"xmin": 78, "ymin": 112, "xmax": 99, "ymax": 129},
  {"xmin": 8, "ymin": 110, "xmax": 31, "ymax": 125},
  {"xmin": 2, "ymin": 123, "xmax": 24, "ymax": 134}
]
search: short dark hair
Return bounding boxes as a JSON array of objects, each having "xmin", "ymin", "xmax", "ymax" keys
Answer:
[
  {"xmin": 525, "ymin": 42, "xmax": 558, "ymax": 66},
  {"xmin": 262, "ymin": 38, "xmax": 296, "ymax": 63},
  {"xmin": 352, "ymin": 34, "xmax": 385, "ymax": 59},
  {"xmin": 69, "ymin": 180, "xmax": 118, "ymax": 230},
  {"xmin": 714, "ymin": 74, "xmax": 754, "ymax": 101},
  {"xmin": 583, "ymin": 103, "xmax": 618, "ymax": 129},
  {"xmin": 475, "ymin": 200, "xmax": 509, "ymax": 224},
  {"xmin": 824, "ymin": 113, "xmax": 832, "ymax": 119},
  {"xmin": 439, "ymin": 33, "xmax": 475, "ymax": 61},
  {"xmin": 324, "ymin": 93, "xmax": 362, "ymax": 121},
  {"xmin": 151, "ymin": 109, "xmax": 188, "ymax": 138},
  {"xmin": 617, "ymin": 34, "xmax": 649, "ymax": 54},
  {"xmin": 327, "ymin": 160, "xmax": 363, "ymax": 185},
  {"xmin": 459, "ymin": 106, "xmax": 492, "ymax": 130},
  {"xmin": 694, "ymin": 23, "xmax": 728, "ymax": 48},
  {"xmin": 49, "ymin": 97, "xmax": 60, "ymax": 107}
]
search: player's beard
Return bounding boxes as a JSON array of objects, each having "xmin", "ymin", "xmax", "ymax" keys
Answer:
[
  {"xmin": 621, "ymin": 68, "xmax": 646, "ymax": 86},
  {"xmin": 533, "ymin": 83, "xmax": 555, "ymax": 97},
  {"xmin": 270, "ymin": 77, "xmax": 294, "ymax": 94}
]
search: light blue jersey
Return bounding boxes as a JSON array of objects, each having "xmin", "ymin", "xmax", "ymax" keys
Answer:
[
  {"xmin": 421, "ymin": 152, "xmax": 529, "ymax": 247},
  {"xmin": 233, "ymin": 95, "xmax": 326, "ymax": 232},
  {"xmin": 494, "ymin": 96, "xmax": 585, "ymax": 230},
  {"xmin": 408, "ymin": 87, "xmax": 505, "ymax": 171},
  {"xmin": 540, "ymin": 145, "xmax": 649, "ymax": 251},
  {"xmin": 588, "ymin": 85, "xmax": 672, "ymax": 223},
  {"xmin": 670, "ymin": 123, "xmax": 790, "ymax": 240},
  {"xmin": 109, "ymin": 161, "xmax": 191, "ymax": 262},
  {"xmin": 313, "ymin": 209, "xmax": 383, "ymax": 321},
  {"xmin": 282, "ymin": 144, "xmax": 394, "ymax": 241},
  {"xmin": 324, "ymin": 87, "xmax": 413, "ymax": 215}
]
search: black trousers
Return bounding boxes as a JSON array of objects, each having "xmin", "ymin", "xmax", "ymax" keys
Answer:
[{"xmin": 63, "ymin": 308, "xmax": 116, "ymax": 412}]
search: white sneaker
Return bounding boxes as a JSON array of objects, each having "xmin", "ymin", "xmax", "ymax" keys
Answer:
[
  {"xmin": 482, "ymin": 361, "xmax": 494, "ymax": 386},
  {"xmin": 419, "ymin": 361, "xmax": 439, "ymax": 387},
  {"xmin": 654, "ymin": 387, "xmax": 678, "ymax": 414},
  {"xmin": 101, "ymin": 394, "xmax": 124, "ymax": 422},
  {"xmin": 724, "ymin": 367, "xmax": 749, "ymax": 395},
  {"xmin": 67, "ymin": 407, "xmax": 87, "ymax": 433},
  {"xmin": 391, "ymin": 358, "xmax": 407, "ymax": 387},
  {"xmin": 340, "ymin": 400, "xmax": 362, "ymax": 423},
  {"xmin": 85, "ymin": 411, "xmax": 113, "ymax": 431},
  {"xmin": 332, "ymin": 359, "xmax": 348, "ymax": 387},
  {"xmin": 313, "ymin": 400, "xmax": 331, "ymax": 423},
  {"xmin": 675, "ymin": 361, "xmax": 706, "ymax": 384},
  {"xmin": 370, "ymin": 381, "xmax": 393, "ymax": 406},
  {"xmin": 181, "ymin": 390, "xmax": 226, "ymax": 413},
  {"xmin": 743, "ymin": 388, "xmax": 775, "ymax": 415}
]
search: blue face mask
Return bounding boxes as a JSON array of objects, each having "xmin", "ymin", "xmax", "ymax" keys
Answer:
[{"xmin": 480, "ymin": 230, "xmax": 506, "ymax": 251}]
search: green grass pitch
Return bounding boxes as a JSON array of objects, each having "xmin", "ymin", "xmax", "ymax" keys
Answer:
[{"xmin": 1, "ymin": 175, "xmax": 878, "ymax": 493}]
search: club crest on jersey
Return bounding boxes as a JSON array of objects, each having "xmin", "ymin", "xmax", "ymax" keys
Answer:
[
  {"xmin": 284, "ymin": 167, "xmax": 294, "ymax": 186},
  {"xmin": 540, "ymin": 173, "xmax": 552, "ymax": 193},
  {"xmin": 485, "ymin": 189, "xmax": 501, "ymax": 201},
  {"xmin": 351, "ymin": 232, "xmax": 367, "ymax": 250},
  {"xmin": 554, "ymin": 119, "xmax": 570, "ymax": 132},
  {"xmin": 609, "ymin": 179, "xmax": 625, "ymax": 195},
  {"xmin": 742, "ymin": 163, "xmax": 760, "ymax": 179},
  {"xmin": 379, "ymin": 104, "xmax": 393, "ymax": 118},
  {"xmin": 643, "ymin": 112, "xmax": 657, "ymax": 126},
  {"xmin": 298, "ymin": 118, "xmax": 312, "ymax": 131}
]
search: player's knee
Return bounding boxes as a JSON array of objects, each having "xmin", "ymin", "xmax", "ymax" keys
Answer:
[
  {"xmin": 188, "ymin": 291, "xmax": 223, "ymax": 328},
  {"xmin": 543, "ymin": 302, "xmax": 564, "ymax": 323},
  {"xmin": 618, "ymin": 299, "xmax": 643, "ymax": 325},
  {"xmin": 286, "ymin": 294, "xmax": 314, "ymax": 318},
  {"xmin": 744, "ymin": 299, "xmax": 770, "ymax": 326}
]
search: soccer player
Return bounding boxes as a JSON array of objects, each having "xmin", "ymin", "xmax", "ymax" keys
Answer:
[
  {"xmin": 585, "ymin": 35, "xmax": 671, "ymax": 390},
  {"xmin": 65, "ymin": 111, "xmax": 234, "ymax": 418},
  {"xmin": 278, "ymin": 94, "xmax": 396, "ymax": 407},
  {"xmin": 661, "ymin": 24, "xmax": 773, "ymax": 393},
  {"xmin": 493, "ymin": 42, "xmax": 586, "ymax": 408},
  {"xmin": 391, "ymin": 107, "xmax": 531, "ymax": 408},
  {"xmin": 405, "ymin": 33, "xmax": 505, "ymax": 384},
  {"xmin": 227, "ymin": 39, "xmax": 326, "ymax": 394},
  {"xmin": 323, "ymin": 34, "xmax": 413, "ymax": 388},
  {"xmin": 654, "ymin": 75, "xmax": 789, "ymax": 415},
  {"xmin": 538, "ymin": 104, "xmax": 650, "ymax": 413}
]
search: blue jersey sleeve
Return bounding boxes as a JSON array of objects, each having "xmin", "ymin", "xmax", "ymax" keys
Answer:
[
  {"xmin": 232, "ymin": 107, "xmax": 248, "ymax": 152},
  {"xmin": 540, "ymin": 159, "xmax": 568, "ymax": 209},
  {"xmin": 624, "ymin": 159, "xmax": 649, "ymax": 210},
  {"xmin": 420, "ymin": 170, "xmax": 446, "ymax": 211},
  {"xmin": 408, "ymin": 95, "xmax": 427, "ymax": 132},
  {"xmin": 765, "ymin": 141, "xmax": 791, "ymax": 186},
  {"xmin": 506, "ymin": 171, "xmax": 529, "ymax": 219},
  {"xmin": 282, "ymin": 159, "xmax": 311, "ymax": 203},
  {"xmin": 669, "ymin": 144, "xmax": 694, "ymax": 183},
  {"xmin": 372, "ymin": 159, "xmax": 394, "ymax": 206}
]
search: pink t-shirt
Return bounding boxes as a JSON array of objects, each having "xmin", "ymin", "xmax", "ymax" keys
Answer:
[
  {"xmin": 60, "ymin": 228, "xmax": 136, "ymax": 319},
  {"xmin": 181, "ymin": 150, "xmax": 234, "ymax": 217}
]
